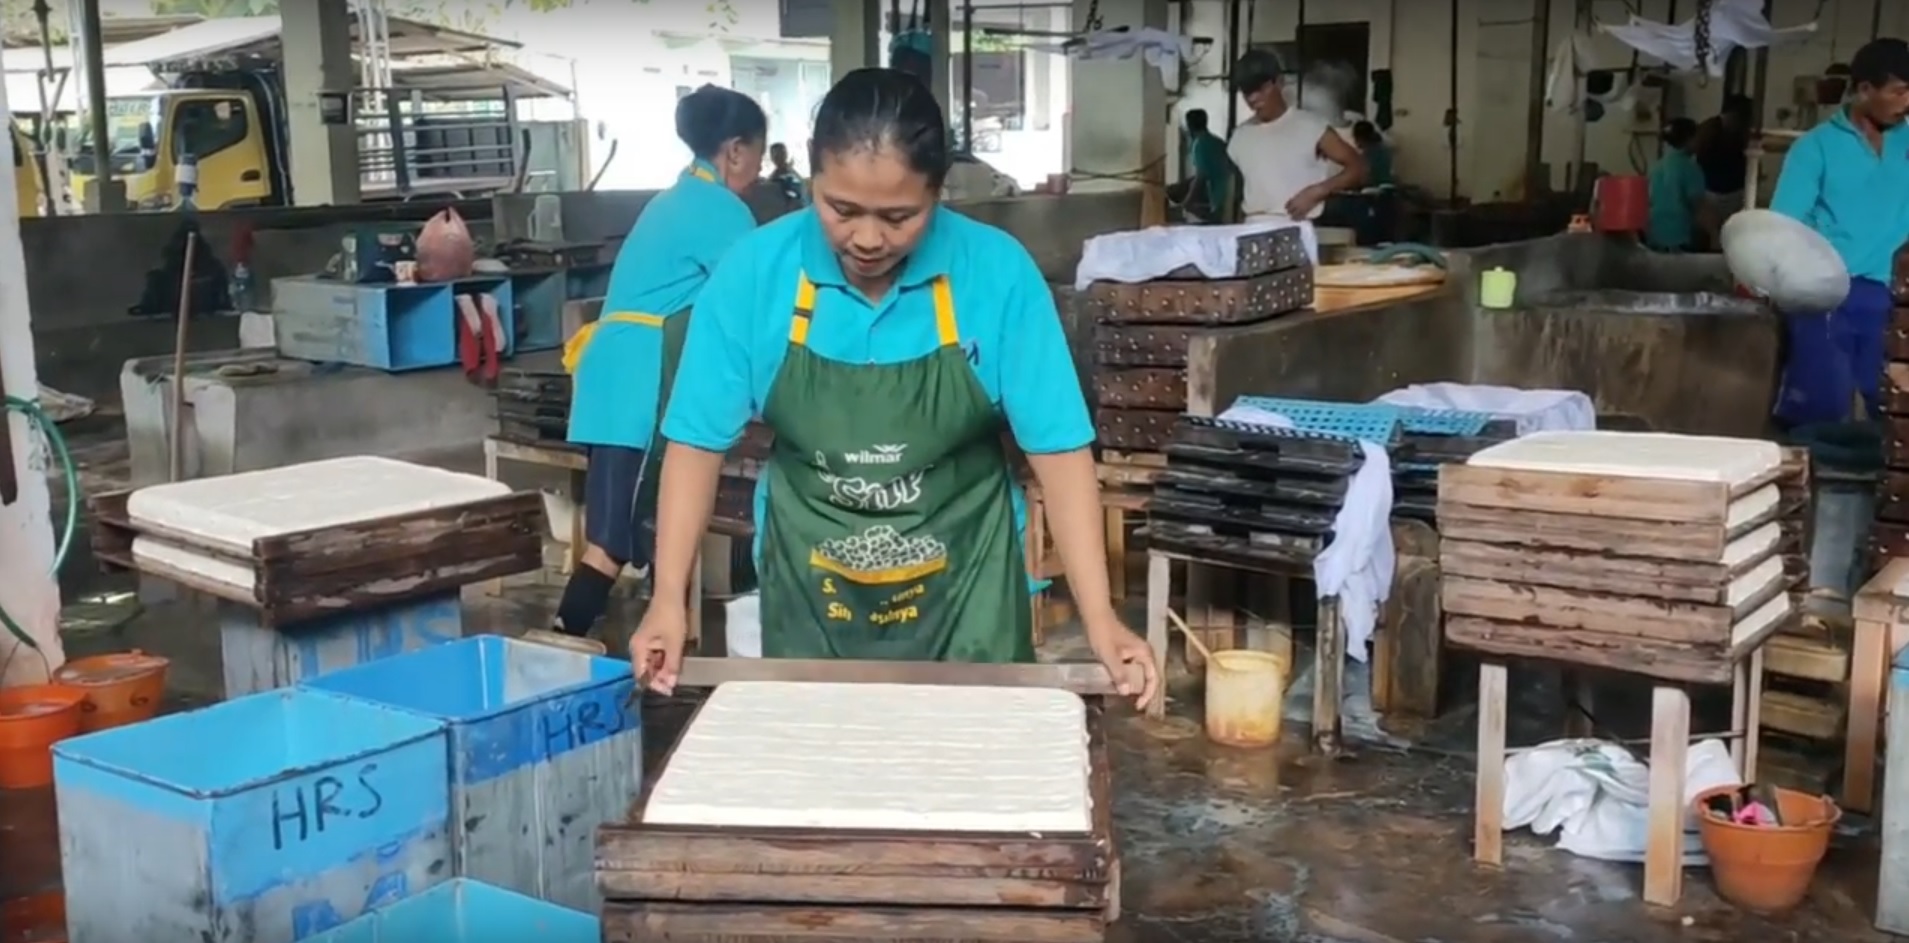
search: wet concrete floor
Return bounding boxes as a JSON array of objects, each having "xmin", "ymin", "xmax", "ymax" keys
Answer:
[
  {"xmin": 2, "ymin": 425, "xmax": 1898, "ymax": 941},
  {"xmin": 2, "ymin": 576, "xmax": 1897, "ymax": 943}
]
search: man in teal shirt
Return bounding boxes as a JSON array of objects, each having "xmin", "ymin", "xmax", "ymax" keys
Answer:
[
  {"xmin": 1646, "ymin": 118, "xmax": 1705, "ymax": 251},
  {"xmin": 1184, "ymin": 109, "xmax": 1232, "ymax": 222},
  {"xmin": 1768, "ymin": 38, "xmax": 1909, "ymax": 427},
  {"xmin": 553, "ymin": 85, "xmax": 765, "ymax": 639}
]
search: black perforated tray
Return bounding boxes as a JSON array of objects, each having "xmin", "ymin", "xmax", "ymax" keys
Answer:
[
  {"xmin": 1152, "ymin": 490, "xmax": 1338, "ymax": 534},
  {"xmin": 1143, "ymin": 519, "xmax": 1327, "ymax": 568},
  {"xmin": 1155, "ymin": 466, "xmax": 1348, "ymax": 507}
]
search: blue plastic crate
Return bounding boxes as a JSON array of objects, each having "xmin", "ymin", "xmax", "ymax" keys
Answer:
[
  {"xmin": 52, "ymin": 689, "xmax": 453, "ymax": 943},
  {"xmin": 269, "ymin": 276, "xmax": 515, "ymax": 371},
  {"xmin": 1230, "ymin": 395, "xmax": 1402, "ymax": 444},
  {"xmin": 218, "ymin": 590, "xmax": 464, "ymax": 698},
  {"xmin": 508, "ymin": 270, "xmax": 566, "ymax": 351},
  {"xmin": 298, "ymin": 878, "xmax": 598, "ymax": 943},
  {"xmin": 301, "ymin": 637, "xmax": 639, "ymax": 911},
  {"xmin": 565, "ymin": 262, "xmax": 612, "ymax": 301}
]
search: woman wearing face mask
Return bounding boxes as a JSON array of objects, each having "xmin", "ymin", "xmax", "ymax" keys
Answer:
[
  {"xmin": 627, "ymin": 67, "xmax": 1160, "ymax": 711},
  {"xmin": 551, "ymin": 84, "xmax": 766, "ymax": 641}
]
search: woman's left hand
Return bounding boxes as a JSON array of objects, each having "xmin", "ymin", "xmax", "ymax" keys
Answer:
[{"xmin": 1085, "ymin": 617, "xmax": 1160, "ymax": 712}]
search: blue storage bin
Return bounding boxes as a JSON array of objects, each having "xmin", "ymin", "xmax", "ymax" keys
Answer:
[
  {"xmin": 298, "ymin": 878, "xmax": 599, "ymax": 943},
  {"xmin": 509, "ymin": 269, "xmax": 566, "ymax": 351},
  {"xmin": 300, "ymin": 637, "xmax": 639, "ymax": 910},
  {"xmin": 270, "ymin": 276, "xmax": 516, "ymax": 371},
  {"xmin": 52, "ymin": 690, "xmax": 453, "ymax": 943},
  {"xmin": 565, "ymin": 262, "xmax": 612, "ymax": 301}
]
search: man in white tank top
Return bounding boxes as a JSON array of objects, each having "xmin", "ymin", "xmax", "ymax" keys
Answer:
[{"xmin": 1226, "ymin": 50, "xmax": 1368, "ymax": 224}]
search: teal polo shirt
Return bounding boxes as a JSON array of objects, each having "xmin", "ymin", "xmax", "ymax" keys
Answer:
[
  {"xmin": 663, "ymin": 205, "xmax": 1095, "ymax": 559},
  {"xmin": 1647, "ymin": 149, "xmax": 1704, "ymax": 249},
  {"xmin": 1769, "ymin": 109, "xmax": 1909, "ymax": 283},
  {"xmin": 567, "ymin": 161, "xmax": 756, "ymax": 449}
]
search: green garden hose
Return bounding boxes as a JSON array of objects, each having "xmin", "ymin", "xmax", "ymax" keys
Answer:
[{"xmin": 1, "ymin": 393, "xmax": 80, "ymax": 651}]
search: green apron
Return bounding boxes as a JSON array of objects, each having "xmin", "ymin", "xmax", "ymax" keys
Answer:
[
  {"xmin": 632, "ymin": 308, "xmax": 693, "ymax": 529},
  {"xmin": 757, "ymin": 271, "xmax": 1032, "ymax": 662}
]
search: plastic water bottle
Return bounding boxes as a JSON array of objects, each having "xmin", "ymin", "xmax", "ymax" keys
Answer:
[{"xmin": 230, "ymin": 261, "xmax": 255, "ymax": 314}]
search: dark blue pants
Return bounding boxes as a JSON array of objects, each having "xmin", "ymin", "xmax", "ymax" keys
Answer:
[
  {"xmin": 583, "ymin": 445, "xmax": 652, "ymax": 567},
  {"xmin": 1775, "ymin": 277, "xmax": 1891, "ymax": 426}
]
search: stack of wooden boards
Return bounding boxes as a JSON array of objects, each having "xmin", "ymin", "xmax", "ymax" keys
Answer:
[
  {"xmin": 1877, "ymin": 272, "xmax": 1909, "ymax": 563},
  {"xmin": 1149, "ymin": 414, "xmax": 1384, "ymax": 569},
  {"xmin": 493, "ymin": 367, "xmax": 571, "ymax": 444},
  {"xmin": 596, "ymin": 669, "xmax": 1119, "ymax": 943},
  {"xmin": 1438, "ymin": 431, "xmax": 1797, "ymax": 684},
  {"xmin": 1083, "ymin": 226, "xmax": 1312, "ymax": 453},
  {"xmin": 1388, "ymin": 413, "xmax": 1517, "ymax": 523}
]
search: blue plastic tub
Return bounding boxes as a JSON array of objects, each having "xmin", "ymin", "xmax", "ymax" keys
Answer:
[
  {"xmin": 300, "ymin": 636, "xmax": 640, "ymax": 910},
  {"xmin": 51, "ymin": 689, "xmax": 453, "ymax": 943},
  {"xmin": 298, "ymin": 878, "xmax": 599, "ymax": 943}
]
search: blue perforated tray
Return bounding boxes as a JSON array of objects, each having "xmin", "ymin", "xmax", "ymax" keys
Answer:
[
  {"xmin": 1230, "ymin": 396, "xmax": 1403, "ymax": 445},
  {"xmin": 1390, "ymin": 406, "xmax": 1496, "ymax": 436}
]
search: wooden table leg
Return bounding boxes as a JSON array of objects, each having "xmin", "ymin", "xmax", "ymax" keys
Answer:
[
  {"xmin": 1145, "ymin": 552, "xmax": 1171, "ymax": 720},
  {"xmin": 1105, "ymin": 505, "xmax": 1127, "ymax": 603},
  {"xmin": 1644, "ymin": 684, "xmax": 1691, "ymax": 907},
  {"xmin": 1845, "ymin": 613, "xmax": 1891, "ymax": 813},
  {"xmin": 1028, "ymin": 490, "xmax": 1047, "ymax": 648},
  {"xmin": 1474, "ymin": 661, "xmax": 1509, "ymax": 867},
  {"xmin": 687, "ymin": 550, "xmax": 705, "ymax": 650},
  {"xmin": 482, "ymin": 440, "xmax": 505, "ymax": 596},
  {"xmin": 1312, "ymin": 595, "xmax": 1344, "ymax": 754},
  {"xmin": 565, "ymin": 469, "xmax": 588, "ymax": 576},
  {"xmin": 1742, "ymin": 647, "xmax": 1763, "ymax": 780}
]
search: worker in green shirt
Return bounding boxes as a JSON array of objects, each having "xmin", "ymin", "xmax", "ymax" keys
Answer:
[{"xmin": 1184, "ymin": 108, "xmax": 1232, "ymax": 223}]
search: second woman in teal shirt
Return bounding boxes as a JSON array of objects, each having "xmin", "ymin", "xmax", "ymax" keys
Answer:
[{"xmin": 552, "ymin": 85, "xmax": 766, "ymax": 639}]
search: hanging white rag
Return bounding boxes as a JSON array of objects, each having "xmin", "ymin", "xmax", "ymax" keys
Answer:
[
  {"xmin": 1503, "ymin": 738, "xmax": 1742, "ymax": 862},
  {"xmin": 1075, "ymin": 220, "xmax": 1316, "ymax": 290},
  {"xmin": 1215, "ymin": 403, "xmax": 1395, "ymax": 661},
  {"xmin": 1374, "ymin": 383, "xmax": 1596, "ymax": 436},
  {"xmin": 1599, "ymin": 0, "xmax": 1816, "ymax": 77},
  {"xmin": 1025, "ymin": 27, "xmax": 1195, "ymax": 86}
]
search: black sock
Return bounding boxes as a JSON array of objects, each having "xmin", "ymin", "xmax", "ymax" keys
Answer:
[{"xmin": 553, "ymin": 564, "xmax": 618, "ymax": 636}]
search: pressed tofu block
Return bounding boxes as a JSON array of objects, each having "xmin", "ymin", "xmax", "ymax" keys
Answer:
[
  {"xmin": 125, "ymin": 456, "xmax": 512, "ymax": 588},
  {"xmin": 1464, "ymin": 431, "xmax": 1783, "ymax": 484},
  {"xmin": 645, "ymin": 681, "xmax": 1094, "ymax": 834}
]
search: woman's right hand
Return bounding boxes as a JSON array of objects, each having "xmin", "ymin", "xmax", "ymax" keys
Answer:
[{"xmin": 629, "ymin": 600, "xmax": 689, "ymax": 695}]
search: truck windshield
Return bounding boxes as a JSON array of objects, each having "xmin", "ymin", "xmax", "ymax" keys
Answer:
[{"xmin": 73, "ymin": 96, "xmax": 159, "ymax": 175}]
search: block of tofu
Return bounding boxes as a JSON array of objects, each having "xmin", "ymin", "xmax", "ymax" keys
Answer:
[
  {"xmin": 645, "ymin": 681, "xmax": 1094, "ymax": 834},
  {"xmin": 1465, "ymin": 430, "xmax": 1782, "ymax": 485}
]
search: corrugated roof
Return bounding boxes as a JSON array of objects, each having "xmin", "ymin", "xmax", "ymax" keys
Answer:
[{"xmin": 102, "ymin": 13, "xmax": 523, "ymax": 71}]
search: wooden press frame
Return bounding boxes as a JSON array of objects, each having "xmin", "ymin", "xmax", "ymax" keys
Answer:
[
  {"xmin": 88, "ymin": 487, "xmax": 544, "ymax": 626},
  {"xmin": 1848, "ymin": 559, "xmax": 1909, "ymax": 815},
  {"xmin": 596, "ymin": 658, "xmax": 1122, "ymax": 943},
  {"xmin": 1442, "ymin": 460, "xmax": 1793, "ymax": 908}
]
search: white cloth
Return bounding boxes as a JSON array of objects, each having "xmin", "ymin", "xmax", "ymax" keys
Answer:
[
  {"xmin": 1026, "ymin": 27, "xmax": 1193, "ymax": 86},
  {"xmin": 1503, "ymin": 738, "xmax": 1741, "ymax": 863},
  {"xmin": 1229, "ymin": 108, "xmax": 1336, "ymax": 222},
  {"xmin": 1375, "ymin": 383, "xmax": 1597, "ymax": 436},
  {"xmin": 1720, "ymin": 209, "xmax": 1850, "ymax": 314},
  {"xmin": 1599, "ymin": 0, "xmax": 1815, "ymax": 77},
  {"xmin": 1073, "ymin": 220, "xmax": 1317, "ymax": 289},
  {"xmin": 1216, "ymin": 402, "xmax": 1394, "ymax": 661}
]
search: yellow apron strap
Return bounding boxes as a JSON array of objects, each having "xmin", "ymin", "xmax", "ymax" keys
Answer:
[
  {"xmin": 931, "ymin": 276, "xmax": 958, "ymax": 347},
  {"xmin": 689, "ymin": 164, "xmax": 716, "ymax": 183},
  {"xmin": 562, "ymin": 312, "xmax": 669, "ymax": 374},
  {"xmin": 790, "ymin": 272, "xmax": 816, "ymax": 346}
]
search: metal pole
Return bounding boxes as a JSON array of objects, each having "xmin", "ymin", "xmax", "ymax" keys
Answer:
[
  {"xmin": 1523, "ymin": 0, "xmax": 1550, "ymax": 195},
  {"xmin": 1223, "ymin": 0, "xmax": 1241, "ymax": 132},
  {"xmin": 961, "ymin": 1, "xmax": 974, "ymax": 152},
  {"xmin": 1448, "ymin": 0, "xmax": 1460, "ymax": 201},
  {"xmin": 75, "ymin": 0, "xmax": 111, "ymax": 211}
]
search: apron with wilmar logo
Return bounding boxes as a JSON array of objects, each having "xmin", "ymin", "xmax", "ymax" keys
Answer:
[{"xmin": 756, "ymin": 271, "xmax": 1031, "ymax": 662}]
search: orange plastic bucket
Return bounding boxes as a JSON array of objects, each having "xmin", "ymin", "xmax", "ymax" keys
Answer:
[
  {"xmin": 0, "ymin": 685, "xmax": 85, "ymax": 789},
  {"xmin": 1, "ymin": 891, "xmax": 66, "ymax": 942},
  {"xmin": 51, "ymin": 652, "xmax": 169, "ymax": 732}
]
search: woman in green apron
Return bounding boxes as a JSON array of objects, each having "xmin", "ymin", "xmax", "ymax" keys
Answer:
[
  {"xmin": 627, "ymin": 68, "xmax": 1160, "ymax": 710},
  {"xmin": 550, "ymin": 85, "xmax": 766, "ymax": 640}
]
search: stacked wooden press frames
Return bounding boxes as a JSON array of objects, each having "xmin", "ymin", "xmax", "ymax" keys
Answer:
[{"xmin": 1081, "ymin": 227, "xmax": 1313, "ymax": 454}]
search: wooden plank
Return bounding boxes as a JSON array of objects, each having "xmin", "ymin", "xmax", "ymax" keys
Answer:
[
  {"xmin": 672, "ymin": 657, "xmax": 1121, "ymax": 695},
  {"xmin": 255, "ymin": 491, "xmax": 545, "ymax": 570},
  {"xmin": 1436, "ymin": 501, "xmax": 1749, "ymax": 560},
  {"xmin": 1643, "ymin": 685, "xmax": 1691, "ymax": 906},
  {"xmin": 1440, "ymin": 576, "xmax": 1767, "ymax": 647},
  {"xmin": 1094, "ymin": 367, "xmax": 1187, "ymax": 410},
  {"xmin": 1473, "ymin": 662, "xmax": 1508, "ymax": 867},
  {"xmin": 1762, "ymin": 632, "xmax": 1850, "ymax": 683},
  {"xmin": 1758, "ymin": 690, "xmax": 1845, "ymax": 741},
  {"xmin": 1437, "ymin": 463, "xmax": 1774, "ymax": 524},
  {"xmin": 1445, "ymin": 616, "xmax": 1735, "ymax": 686},
  {"xmin": 1378, "ymin": 555, "xmax": 1442, "ymax": 718},
  {"xmin": 1439, "ymin": 539, "xmax": 1779, "ymax": 605},
  {"xmin": 600, "ymin": 902, "xmax": 1105, "ymax": 942},
  {"xmin": 1878, "ymin": 662, "xmax": 1909, "ymax": 935}
]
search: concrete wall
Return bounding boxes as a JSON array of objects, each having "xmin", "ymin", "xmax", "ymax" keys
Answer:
[
  {"xmin": 1189, "ymin": 235, "xmax": 1776, "ymax": 438},
  {"xmin": 1171, "ymin": 0, "xmax": 1906, "ymax": 200}
]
